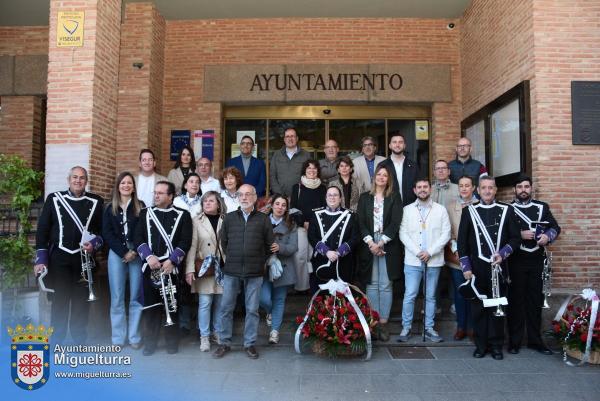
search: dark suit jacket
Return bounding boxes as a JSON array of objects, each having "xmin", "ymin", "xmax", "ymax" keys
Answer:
[
  {"xmin": 355, "ymin": 192, "xmax": 404, "ymax": 288},
  {"xmin": 226, "ymin": 155, "xmax": 266, "ymax": 197},
  {"xmin": 377, "ymin": 156, "xmax": 420, "ymax": 206}
]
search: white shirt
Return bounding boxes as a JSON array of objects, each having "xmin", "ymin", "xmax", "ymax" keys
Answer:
[
  {"xmin": 286, "ymin": 147, "xmax": 298, "ymax": 160},
  {"xmin": 221, "ymin": 190, "xmax": 241, "ymax": 214},
  {"xmin": 173, "ymin": 194, "xmax": 202, "ymax": 219},
  {"xmin": 392, "ymin": 156, "xmax": 404, "ymax": 195},
  {"xmin": 137, "ymin": 174, "xmax": 155, "ymax": 207},
  {"xmin": 200, "ymin": 176, "xmax": 222, "ymax": 194}
]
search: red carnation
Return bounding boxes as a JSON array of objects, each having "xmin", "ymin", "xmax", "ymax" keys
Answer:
[{"xmin": 580, "ymin": 333, "xmax": 588, "ymax": 343}]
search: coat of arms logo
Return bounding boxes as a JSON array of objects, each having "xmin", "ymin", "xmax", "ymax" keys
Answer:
[{"xmin": 8, "ymin": 323, "xmax": 53, "ymax": 390}]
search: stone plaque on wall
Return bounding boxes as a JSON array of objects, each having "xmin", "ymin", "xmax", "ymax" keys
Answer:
[
  {"xmin": 203, "ymin": 64, "xmax": 452, "ymax": 104},
  {"xmin": 572, "ymin": 81, "xmax": 600, "ymax": 145}
]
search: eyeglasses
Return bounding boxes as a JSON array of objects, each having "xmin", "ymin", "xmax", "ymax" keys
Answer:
[
  {"xmin": 362, "ymin": 143, "xmax": 375, "ymax": 147},
  {"xmin": 153, "ymin": 191, "xmax": 168, "ymax": 195},
  {"xmin": 456, "ymin": 144, "xmax": 471, "ymax": 149},
  {"xmin": 238, "ymin": 192, "xmax": 255, "ymax": 198},
  {"xmin": 434, "ymin": 167, "xmax": 449, "ymax": 171}
]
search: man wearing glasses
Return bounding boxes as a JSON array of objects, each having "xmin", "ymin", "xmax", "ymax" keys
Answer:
[
  {"xmin": 352, "ymin": 136, "xmax": 385, "ymax": 192},
  {"xmin": 448, "ymin": 137, "xmax": 488, "ymax": 186},
  {"xmin": 432, "ymin": 160, "xmax": 459, "ymax": 210},
  {"xmin": 226, "ymin": 135, "xmax": 266, "ymax": 197}
]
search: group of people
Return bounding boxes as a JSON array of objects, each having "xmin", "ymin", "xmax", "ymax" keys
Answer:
[{"xmin": 34, "ymin": 129, "xmax": 560, "ymax": 361}]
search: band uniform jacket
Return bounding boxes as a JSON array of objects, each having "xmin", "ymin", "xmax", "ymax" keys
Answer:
[
  {"xmin": 308, "ymin": 207, "xmax": 358, "ymax": 283},
  {"xmin": 134, "ymin": 204, "xmax": 193, "ymax": 272},
  {"xmin": 457, "ymin": 201, "xmax": 521, "ymax": 297},
  {"xmin": 511, "ymin": 199, "xmax": 560, "ymax": 261},
  {"xmin": 35, "ymin": 190, "xmax": 104, "ymax": 266}
]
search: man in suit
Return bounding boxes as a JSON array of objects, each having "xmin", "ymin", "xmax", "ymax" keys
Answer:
[
  {"xmin": 226, "ymin": 135, "xmax": 266, "ymax": 197},
  {"xmin": 377, "ymin": 134, "xmax": 420, "ymax": 206},
  {"xmin": 352, "ymin": 136, "xmax": 385, "ymax": 193},
  {"xmin": 135, "ymin": 148, "xmax": 167, "ymax": 207}
]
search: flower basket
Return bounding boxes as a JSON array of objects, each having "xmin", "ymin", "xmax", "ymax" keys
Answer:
[
  {"xmin": 550, "ymin": 288, "xmax": 599, "ymax": 365},
  {"xmin": 296, "ymin": 282, "xmax": 379, "ymax": 359},
  {"xmin": 565, "ymin": 348, "xmax": 600, "ymax": 365}
]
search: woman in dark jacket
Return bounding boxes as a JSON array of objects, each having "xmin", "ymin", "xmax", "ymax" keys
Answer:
[
  {"xmin": 259, "ymin": 194, "xmax": 298, "ymax": 344},
  {"xmin": 356, "ymin": 164, "xmax": 403, "ymax": 341},
  {"xmin": 290, "ymin": 159, "xmax": 327, "ymax": 292},
  {"xmin": 102, "ymin": 171, "xmax": 145, "ymax": 348},
  {"xmin": 308, "ymin": 186, "xmax": 358, "ymax": 293}
]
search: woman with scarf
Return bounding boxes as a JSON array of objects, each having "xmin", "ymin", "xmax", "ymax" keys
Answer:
[
  {"xmin": 446, "ymin": 175, "xmax": 478, "ymax": 340},
  {"xmin": 185, "ymin": 191, "xmax": 225, "ymax": 352},
  {"xmin": 259, "ymin": 193, "xmax": 298, "ymax": 344},
  {"xmin": 173, "ymin": 173, "xmax": 202, "ymax": 219},
  {"xmin": 168, "ymin": 146, "xmax": 196, "ymax": 194},
  {"xmin": 219, "ymin": 166, "xmax": 243, "ymax": 213},
  {"xmin": 290, "ymin": 159, "xmax": 327, "ymax": 292},
  {"xmin": 307, "ymin": 186, "xmax": 357, "ymax": 293},
  {"xmin": 328, "ymin": 155, "xmax": 361, "ymax": 212}
]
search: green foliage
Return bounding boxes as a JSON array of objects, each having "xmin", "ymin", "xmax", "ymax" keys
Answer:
[{"xmin": 0, "ymin": 154, "xmax": 44, "ymax": 289}]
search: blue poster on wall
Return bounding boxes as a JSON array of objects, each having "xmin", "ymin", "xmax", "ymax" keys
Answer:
[{"xmin": 170, "ymin": 130, "xmax": 191, "ymax": 161}]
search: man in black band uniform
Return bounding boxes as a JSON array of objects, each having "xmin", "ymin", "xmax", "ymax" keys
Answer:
[
  {"xmin": 458, "ymin": 176, "xmax": 520, "ymax": 360},
  {"xmin": 34, "ymin": 166, "xmax": 104, "ymax": 344},
  {"xmin": 134, "ymin": 181, "xmax": 192, "ymax": 356},
  {"xmin": 507, "ymin": 175, "xmax": 560, "ymax": 355}
]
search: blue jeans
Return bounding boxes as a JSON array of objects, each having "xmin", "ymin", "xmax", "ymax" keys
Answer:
[
  {"xmin": 108, "ymin": 250, "xmax": 143, "ymax": 345},
  {"xmin": 450, "ymin": 268, "xmax": 473, "ymax": 331},
  {"xmin": 402, "ymin": 263, "xmax": 441, "ymax": 330},
  {"xmin": 259, "ymin": 281, "xmax": 290, "ymax": 332},
  {"xmin": 366, "ymin": 251, "xmax": 393, "ymax": 321},
  {"xmin": 198, "ymin": 294, "xmax": 222, "ymax": 337},
  {"xmin": 218, "ymin": 275, "xmax": 263, "ymax": 347}
]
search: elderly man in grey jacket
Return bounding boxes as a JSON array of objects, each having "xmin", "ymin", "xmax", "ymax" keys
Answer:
[
  {"xmin": 269, "ymin": 127, "xmax": 310, "ymax": 197},
  {"xmin": 213, "ymin": 184, "xmax": 275, "ymax": 360}
]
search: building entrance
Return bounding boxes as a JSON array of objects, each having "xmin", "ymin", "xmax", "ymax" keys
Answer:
[{"xmin": 223, "ymin": 105, "xmax": 431, "ymax": 193}]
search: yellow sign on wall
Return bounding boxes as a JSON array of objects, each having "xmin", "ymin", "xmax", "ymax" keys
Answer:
[{"xmin": 57, "ymin": 11, "xmax": 84, "ymax": 47}]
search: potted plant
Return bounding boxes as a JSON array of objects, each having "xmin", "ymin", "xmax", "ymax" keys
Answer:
[
  {"xmin": 550, "ymin": 288, "xmax": 600, "ymax": 364},
  {"xmin": 0, "ymin": 154, "xmax": 44, "ymax": 329},
  {"xmin": 296, "ymin": 288, "xmax": 379, "ymax": 358}
]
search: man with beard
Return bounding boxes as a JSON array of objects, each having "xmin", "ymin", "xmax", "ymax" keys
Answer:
[
  {"xmin": 458, "ymin": 176, "xmax": 520, "ymax": 360},
  {"xmin": 135, "ymin": 181, "xmax": 193, "ymax": 355},
  {"xmin": 398, "ymin": 179, "xmax": 451, "ymax": 343},
  {"xmin": 378, "ymin": 134, "xmax": 420, "ymax": 206},
  {"xmin": 507, "ymin": 175, "xmax": 560, "ymax": 355}
]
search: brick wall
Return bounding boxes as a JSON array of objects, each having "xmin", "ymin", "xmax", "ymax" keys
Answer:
[
  {"xmin": 0, "ymin": 27, "xmax": 49, "ymax": 56},
  {"xmin": 0, "ymin": 96, "xmax": 36, "ymax": 164},
  {"xmin": 115, "ymin": 2, "xmax": 165, "ymax": 175},
  {"xmin": 162, "ymin": 17, "xmax": 462, "ymax": 173},
  {"xmin": 461, "ymin": 0, "xmax": 600, "ymax": 289}
]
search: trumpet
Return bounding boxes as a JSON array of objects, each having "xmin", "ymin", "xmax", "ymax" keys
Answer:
[
  {"xmin": 80, "ymin": 248, "xmax": 98, "ymax": 302},
  {"xmin": 143, "ymin": 270, "xmax": 177, "ymax": 326},
  {"xmin": 491, "ymin": 263, "xmax": 505, "ymax": 317},
  {"xmin": 541, "ymin": 249, "xmax": 553, "ymax": 309}
]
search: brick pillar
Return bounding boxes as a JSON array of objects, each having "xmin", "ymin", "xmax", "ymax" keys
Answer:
[
  {"xmin": 116, "ymin": 3, "xmax": 165, "ymax": 175},
  {"xmin": 45, "ymin": 0, "xmax": 121, "ymax": 197}
]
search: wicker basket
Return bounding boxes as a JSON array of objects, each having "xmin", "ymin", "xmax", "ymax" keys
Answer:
[
  {"xmin": 311, "ymin": 339, "xmax": 365, "ymax": 358},
  {"xmin": 565, "ymin": 348, "xmax": 600, "ymax": 365}
]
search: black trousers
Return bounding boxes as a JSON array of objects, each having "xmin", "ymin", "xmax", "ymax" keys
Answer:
[
  {"xmin": 470, "ymin": 261, "xmax": 507, "ymax": 351},
  {"xmin": 507, "ymin": 258, "xmax": 544, "ymax": 347},
  {"xmin": 47, "ymin": 251, "xmax": 91, "ymax": 344},
  {"xmin": 142, "ymin": 269, "xmax": 180, "ymax": 351}
]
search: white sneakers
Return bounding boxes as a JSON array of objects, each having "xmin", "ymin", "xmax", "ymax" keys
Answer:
[
  {"xmin": 424, "ymin": 328, "xmax": 443, "ymax": 343},
  {"xmin": 269, "ymin": 330, "xmax": 279, "ymax": 344},
  {"xmin": 200, "ymin": 336, "xmax": 210, "ymax": 352}
]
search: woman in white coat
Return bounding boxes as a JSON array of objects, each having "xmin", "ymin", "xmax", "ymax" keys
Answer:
[{"xmin": 185, "ymin": 191, "xmax": 225, "ymax": 352}]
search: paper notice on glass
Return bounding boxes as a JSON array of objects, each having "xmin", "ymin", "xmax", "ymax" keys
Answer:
[{"xmin": 415, "ymin": 121, "xmax": 429, "ymax": 140}]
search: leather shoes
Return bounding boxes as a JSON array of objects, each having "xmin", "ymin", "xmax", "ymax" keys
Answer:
[
  {"xmin": 454, "ymin": 329, "xmax": 466, "ymax": 341},
  {"xmin": 507, "ymin": 346, "xmax": 520, "ymax": 354},
  {"xmin": 212, "ymin": 345, "xmax": 231, "ymax": 359},
  {"xmin": 244, "ymin": 346, "xmax": 259, "ymax": 359},
  {"xmin": 528, "ymin": 344, "xmax": 553, "ymax": 355},
  {"xmin": 491, "ymin": 348, "xmax": 504, "ymax": 360},
  {"xmin": 473, "ymin": 348, "xmax": 486, "ymax": 358}
]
